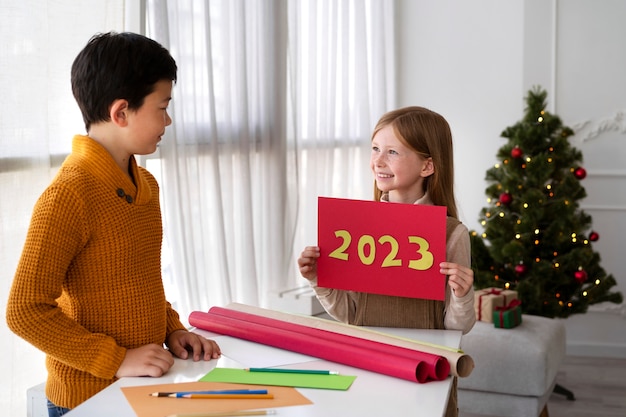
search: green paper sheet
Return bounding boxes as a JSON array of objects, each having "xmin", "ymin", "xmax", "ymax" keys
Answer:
[{"xmin": 200, "ymin": 367, "xmax": 356, "ymax": 390}]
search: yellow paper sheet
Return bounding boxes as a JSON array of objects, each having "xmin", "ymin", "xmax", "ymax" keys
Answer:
[{"xmin": 121, "ymin": 381, "xmax": 312, "ymax": 417}]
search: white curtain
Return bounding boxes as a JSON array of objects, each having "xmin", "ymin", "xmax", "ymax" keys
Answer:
[
  {"xmin": 287, "ymin": 0, "xmax": 396, "ymax": 278},
  {"xmin": 0, "ymin": 1, "xmax": 126, "ymax": 414},
  {"xmin": 145, "ymin": 0, "xmax": 291, "ymax": 320},
  {"xmin": 145, "ymin": 0, "xmax": 395, "ymax": 323}
]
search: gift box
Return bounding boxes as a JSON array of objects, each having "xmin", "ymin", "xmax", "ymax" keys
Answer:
[
  {"xmin": 474, "ymin": 287, "xmax": 519, "ymax": 323},
  {"xmin": 493, "ymin": 299, "xmax": 523, "ymax": 329}
]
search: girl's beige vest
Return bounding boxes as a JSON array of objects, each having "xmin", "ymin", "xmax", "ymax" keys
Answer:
[{"xmin": 351, "ymin": 217, "xmax": 461, "ymax": 329}]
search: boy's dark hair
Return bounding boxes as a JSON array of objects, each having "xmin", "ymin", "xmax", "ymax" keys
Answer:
[{"xmin": 71, "ymin": 31, "xmax": 177, "ymax": 131}]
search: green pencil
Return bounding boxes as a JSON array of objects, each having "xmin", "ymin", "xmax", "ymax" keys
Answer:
[{"xmin": 245, "ymin": 368, "xmax": 339, "ymax": 375}]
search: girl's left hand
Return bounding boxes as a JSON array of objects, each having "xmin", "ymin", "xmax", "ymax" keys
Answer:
[{"xmin": 440, "ymin": 262, "xmax": 474, "ymax": 298}]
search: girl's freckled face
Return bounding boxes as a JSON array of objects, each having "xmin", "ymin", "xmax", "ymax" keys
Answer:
[{"xmin": 370, "ymin": 125, "xmax": 430, "ymax": 203}]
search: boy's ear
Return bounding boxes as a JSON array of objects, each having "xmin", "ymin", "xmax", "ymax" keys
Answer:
[
  {"xmin": 421, "ymin": 157, "xmax": 435, "ymax": 177},
  {"xmin": 109, "ymin": 99, "xmax": 130, "ymax": 127}
]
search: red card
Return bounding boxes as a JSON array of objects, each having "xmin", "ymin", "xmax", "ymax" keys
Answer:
[{"xmin": 317, "ymin": 197, "xmax": 446, "ymax": 300}]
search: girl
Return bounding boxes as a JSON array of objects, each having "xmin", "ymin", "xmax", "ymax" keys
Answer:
[{"xmin": 297, "ymin": 106, "xmax": 475, "ymax": 417}]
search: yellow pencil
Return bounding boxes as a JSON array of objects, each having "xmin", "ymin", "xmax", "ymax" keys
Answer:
[
  {"xmin": 165, "ymin": 409, "xmax": 277, "ymax": 417},
  {"xmin": 178, "ymin": 393, "xmax": 274, "ymax": 399}
]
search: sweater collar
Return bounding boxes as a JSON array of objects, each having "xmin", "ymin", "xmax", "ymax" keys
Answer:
[
  {"xmin": 380, "ymin": 191, "xmax": 433, "ymax": 205},
  {"xmin": 67, "ymin": 135, "xmax": 153, "ymax": 206}
]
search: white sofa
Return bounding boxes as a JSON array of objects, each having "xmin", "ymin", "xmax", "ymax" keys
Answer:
[{"xmin": 458, "ymin": 314, "xmax": 567, "ymax": 417}]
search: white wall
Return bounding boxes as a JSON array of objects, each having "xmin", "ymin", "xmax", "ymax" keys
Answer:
[
  {"xmin": 396, "ymin": 0, "xmax": 626, "ymax": 358},
  {"xmin": 396, "ymin": 0, "xmax": 525, "ymax": 230}
]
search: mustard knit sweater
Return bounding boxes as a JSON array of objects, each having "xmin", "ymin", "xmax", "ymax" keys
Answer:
[{"xmin": 6, "ymin": 135, "xmax": 186, "ymax": 408}]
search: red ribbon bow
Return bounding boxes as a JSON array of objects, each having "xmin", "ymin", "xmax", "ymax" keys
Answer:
[
  {"xmin": 495, "ymin": 299, "xmax": 522, "ymax": 326},
  {"xmin": 477, "ymin": 288, "xmax": 502, "ymax": 321},
  {"xmin": 495, "ymin": 298, "xmax": 522, "ymax": 312}
]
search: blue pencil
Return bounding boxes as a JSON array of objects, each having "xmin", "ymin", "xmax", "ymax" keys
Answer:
[{"xmin": 150, "ymin": 389, "xmax": 268, "ymax": 397}]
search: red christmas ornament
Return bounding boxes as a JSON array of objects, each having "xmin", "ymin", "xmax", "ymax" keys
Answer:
[
  {"xmin": 574, "ymin": 269, "xmax": 588, "ymax": 284},
  {"xmin": 589, "ymin": 231, "xmax": 599, "ymax": 242},
  {"xmin": 574, "ymin": 167, "xmax": 587, "ymax": 180},
  {"xmin": 515, "ymin": 263, "xmax": 528, "ymax": 276},
  {"xmin": 499, "ymin": 192, "xmax": 513, "ymax": 206},
  {"xmin": 511, "ymin": 147, "xmax": 523, "ymax": 159}
]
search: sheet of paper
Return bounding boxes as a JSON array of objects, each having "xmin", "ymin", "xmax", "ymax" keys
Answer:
[
  {"xmin": 121, "ymin": 381, "xmax": 312, "ymax": 417},
  {"xmin": 317, "ymin": 197, "xmax": 447, "ymax": 300},
  {"xmin": 198, "ymin": 333, "xmax": 317, "ymax": 368},
  {"xmin": 200, "ymin": 368, "xmax": 356, "ymax": 390}
]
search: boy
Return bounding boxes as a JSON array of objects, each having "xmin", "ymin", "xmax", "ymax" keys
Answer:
[{"xmin": 6, "ymin": 32, "xmax": 220, "ymax": 415}]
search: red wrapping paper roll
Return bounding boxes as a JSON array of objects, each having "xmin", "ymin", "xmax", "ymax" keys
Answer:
[
  {"xmin": 208, "ymin": 306, "xmax": 446, "ymax": 381},
  {"xmin": 225, "ymin": 302, "xmax": 473, "ymax": 378},
  {"xmin": 189, "ymin": 306, "xmax": 449, "ymax": 383}
]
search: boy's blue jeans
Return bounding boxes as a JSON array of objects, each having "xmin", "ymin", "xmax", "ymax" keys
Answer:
[{"xmin": 47, "ymin": 399, "xmax": 70, "ymax": 417}]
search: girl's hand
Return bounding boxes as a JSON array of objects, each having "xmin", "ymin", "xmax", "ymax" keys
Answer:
[
  {"xmin": 166, "ymin": 330, "xmax": 221, "ymax": 361},
  {"xmin": 297, "ymin": 246, "xmax": 320, "ymax": 281},
  {"xmin": 440, "ymin": 262, "xmax": 474, "ymax": 298}
]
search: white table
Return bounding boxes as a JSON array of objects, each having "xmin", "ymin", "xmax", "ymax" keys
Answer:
[{"xmin": 66, "ymin": 327, "xmax": 461, "ymax": 417}]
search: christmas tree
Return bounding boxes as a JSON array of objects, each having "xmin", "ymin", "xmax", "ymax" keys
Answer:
[{"xmin": 470, "ymin": 86, "xmax": 622, "ymax": 318}]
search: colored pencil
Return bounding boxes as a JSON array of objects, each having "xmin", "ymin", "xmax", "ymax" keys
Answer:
[
  {"xmin": 178, "ymin": 393, "xmax": 274, "ymax": 399},
  {"xmin": 245, "ymin": 368, "xmax": 339, "ymax": 375},
  {"xmin": 150, "ymin": 389, "xmax": 268, "ymax": 397},
  {"xmin": 165, "ymin": 410, "xmax": 276, "ymax": 417}
]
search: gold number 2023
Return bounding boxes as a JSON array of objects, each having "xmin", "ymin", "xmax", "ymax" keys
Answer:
[{"xmin": 327, "ymin": 230, "xmax": 434, "ymax": 270}]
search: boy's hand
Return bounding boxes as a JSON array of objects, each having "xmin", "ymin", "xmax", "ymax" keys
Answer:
[
  {"xmin": 440, "ymin": 262, "xmax": 474, "ymax": 298},
  {"xmin": 115, "ymin": 343, "xmax": 174, "ymax": 378},
  {"xmin": 297, "ymin": 246, "xmax": 320, "ymax": 281},
  {"xmin": 166, "ymin": 330, "xmax": 221, "ymax": 361}
]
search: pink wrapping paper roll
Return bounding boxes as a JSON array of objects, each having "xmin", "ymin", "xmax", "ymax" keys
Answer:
[
  {"xmin": 189, "ymin": 306, "xmax": 450, "ymax": 383},
  {"xmin": 209, "ymin": 306, "xmax": 445, "ymax": 376},
  {"xmin": 225, "ymin": 302, "xmax": 473, "ymax": 378}
]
